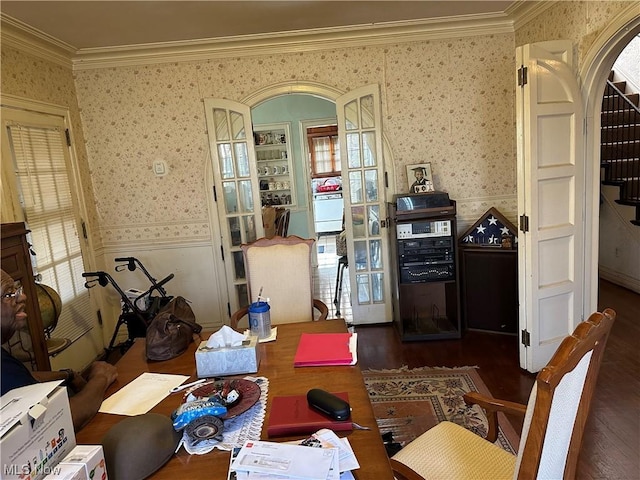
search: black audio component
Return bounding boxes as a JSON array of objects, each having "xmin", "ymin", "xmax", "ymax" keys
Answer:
[{"xmin": 398, "ymin": 237, "xmax": 455, "ymax": 283}]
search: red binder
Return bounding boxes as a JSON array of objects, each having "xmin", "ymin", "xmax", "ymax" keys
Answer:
[
  {"xmin": 267, "ymin": 392, "xmax": 352, "ymax": 437},
  {"xmin": 293, "ymin": 333, "xmax": 354, "ymax": 367}
]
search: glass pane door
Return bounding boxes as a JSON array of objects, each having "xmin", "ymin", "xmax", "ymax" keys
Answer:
[
  {"xmin": 204, "ymin": 99, "xmax": 262, "ymax": 312},
  {"xmin": 337, "ymin": 85, "xmax": 392, "ymax": 324}
]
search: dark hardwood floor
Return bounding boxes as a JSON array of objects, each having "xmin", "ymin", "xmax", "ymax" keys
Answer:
[{"xmin": 354, "ymin": 279, "xmax": 640, "ymax": 479}]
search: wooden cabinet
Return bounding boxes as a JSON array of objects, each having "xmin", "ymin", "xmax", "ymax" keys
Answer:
[
  {"xmin": 460, "ymin": 248, "xmax": 518, "ymax": 333},
  {"xmin": 254, "ymin": 123, "xmax": 295, "ymax": 207},
  {"xmin": 389, "ymin": 199, "xmax": 461, "ymax": 341},
  {"xmin": 458, "ymin": 207, "xmax": 519, "ymax": 334},
  {"xmin": 1, "ymin": 222, "xmax": 51, "ymax": 370}
]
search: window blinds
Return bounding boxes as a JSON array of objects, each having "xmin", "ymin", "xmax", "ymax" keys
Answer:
[{"xmin": 7, "ymin": 123, "xmax": 93, "ymax": 343}]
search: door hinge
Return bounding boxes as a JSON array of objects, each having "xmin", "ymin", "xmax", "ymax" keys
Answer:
[
  {"xmin": 220, "ymin": 245, "xmax": 225, "ymax": 262},
  {"xmin": 521, "ymin": 329, "xmax": 531, "ymax": 347},
  {"xmin": 81, "ymin": 220, "xmax": 88, "ymax": 239},
  {"xmin": 384, "ymin": 171, "xmax": 389, "ymax": 188},
  {"xmin": 519, "ymin": 214, "xmax": 529, "ymax": 233},
  {"xmin": 213, "ymin": 186, "xmax": 217, "ymax": 202},
  {"xmin": 227, "ymin": 302, "xmax": 231, "ymax": 318},
  {"xmin": 517, "ymin": 65, "xmax": 528, "ymax": 87},
  {"xmin": 65, "ymin": 129, "xmax": 71, "ymax": 146}
]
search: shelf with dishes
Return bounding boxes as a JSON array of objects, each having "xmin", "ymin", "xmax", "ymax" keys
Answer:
[
  {"xmin": 261, "ymin": 191, "xmax": 292, "ymax": 206},
  {"xmin": 254, "ymin": 122, "xmax": 295, "ymax": 207}
]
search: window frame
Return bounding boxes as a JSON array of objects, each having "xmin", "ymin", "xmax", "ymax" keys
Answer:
[{"xmin": 307, "ymin": 125, "xmax": 341, "ymax": 178}]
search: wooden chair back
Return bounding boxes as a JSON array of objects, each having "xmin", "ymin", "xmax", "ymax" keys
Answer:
[
  {"xmin": 515, "ymin": 308, "xmax": 616, "ymax": 479},
  {"xmin": 275, "ymin": 209, "xmax": 290, "ymax": 237}
]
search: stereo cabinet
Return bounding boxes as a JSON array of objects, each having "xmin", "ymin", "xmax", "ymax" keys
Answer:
[{"xmin": 389, "ymin": 199, "xmax": 461, "ymax": 341}]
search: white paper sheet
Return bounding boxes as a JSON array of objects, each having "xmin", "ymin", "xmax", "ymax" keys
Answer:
[
  {"xmin": 231, "ymin": 440, "xmax": 336, "ymax": 480},
  {"xmin": 99, "ymin": 372, "xmax": 189, "ymax": 416}
]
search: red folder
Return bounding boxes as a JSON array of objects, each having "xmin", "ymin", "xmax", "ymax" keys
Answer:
[
  {"xmin": 293, "ymin": 333, "xmax": 354, "ymax": 367},
  {"xmin": 267, "ymin": 392, "xmax": 352, "ymax": 437}
]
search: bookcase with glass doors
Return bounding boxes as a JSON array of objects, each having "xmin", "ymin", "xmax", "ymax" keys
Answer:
[{"xmin": 253, "ymin": 123, "xmax": 296, "ymax": 207}]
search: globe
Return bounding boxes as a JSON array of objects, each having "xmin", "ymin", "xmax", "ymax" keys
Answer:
[{"xmin": 35, "ymin": 283, "xmax": 70, "ymax": 355}]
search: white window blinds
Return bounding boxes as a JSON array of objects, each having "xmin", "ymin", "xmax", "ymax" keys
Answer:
[{"xmin": 7, "ymin": 123, "xmax": 93, "ymax": 343}]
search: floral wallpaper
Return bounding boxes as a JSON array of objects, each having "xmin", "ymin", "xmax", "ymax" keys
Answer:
[
  {"xmin": 515, "ymin": 1, "xmax": 634, "ymax": 67},
  {"xmin": 70, "ymin": 31, "xmax": 516, "ymax": 245},
  {"xmin": 1, "ymin": 0, "xmax": 633, "ymax": 249}
]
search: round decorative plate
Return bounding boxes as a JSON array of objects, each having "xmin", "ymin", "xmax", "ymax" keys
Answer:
[{"xmin": 182, "ymin": 379, "xmax": 261, "ymax": 420}]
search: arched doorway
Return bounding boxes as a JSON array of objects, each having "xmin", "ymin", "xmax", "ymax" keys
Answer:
[
  {"xmin": 580, "ymin": 11, "xmax": 640, "ymax": 312},
  {"xmin": 205, "ymin": 82, "xmax": 397, "ymax": 324}
]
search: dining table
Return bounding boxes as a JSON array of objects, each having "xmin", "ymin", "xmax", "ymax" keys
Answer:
[{"xmin": 75, "ymin": 319, "xmax": 395, "ymax": 479}]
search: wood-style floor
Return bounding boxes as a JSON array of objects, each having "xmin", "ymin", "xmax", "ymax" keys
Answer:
[{"xmin": 353, "ymin": 279, "xmax": 640, "ymax": 479}]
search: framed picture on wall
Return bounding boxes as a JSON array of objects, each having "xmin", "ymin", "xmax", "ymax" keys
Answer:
[{"xmin": 406, "ymin": 163, "xmax": 434, "ymax": 193}]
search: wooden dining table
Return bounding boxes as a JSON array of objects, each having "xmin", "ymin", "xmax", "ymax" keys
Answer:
[{"xmin": 76, "ymin": 319, "xmax": 394, "ymax": 479}]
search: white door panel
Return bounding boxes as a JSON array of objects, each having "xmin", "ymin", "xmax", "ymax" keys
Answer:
[
  {"xmin": 337, "ymin": 85, "xmax": 392, "ymax": 324},
  {"xmin": 204, "ymin": 99, "xmax": 263, "ymax": 314},
  {"xmin": 517, "ymin": 40, "xmax": 585, "ymax": 372}
]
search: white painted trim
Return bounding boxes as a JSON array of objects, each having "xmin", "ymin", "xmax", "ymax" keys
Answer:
[
  {"xmin": 70, "ymin": 15, "xmax": 515, "ymax": 70},
  {"xmin": 579, "ymin": 3, "xmax": 640, "ymax": 316},
  {"xmin": 2, "ymin": 9, "xmax": 524, "ymax": 70},
  {"xmin": 599, "ymin": 266, "xmax": 640, "ymax": 294},
  {"xmin": 0, "ymin": 13, "xmax": 74, "ymax": 68},
  {"xmin": 243, "ymin": 82, "xmax": 344, "ymax": 108},
  {"xmin": 1, "ymin": 93, "xmax": 70, "ymax": 116},
  {"xmin": 508, "ymin": 0, "xmax": 558, "ymax": 31},
  {"xmin": 299, "ymin": 116, "xmax": 339, "ymax": 244}
]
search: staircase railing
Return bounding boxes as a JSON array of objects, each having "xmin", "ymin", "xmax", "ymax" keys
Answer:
[{"xmin": 602, "ymin": 80, "xmax": 640, "ymax": 207}]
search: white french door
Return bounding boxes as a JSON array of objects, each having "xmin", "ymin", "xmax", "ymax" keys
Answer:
[
  {"xmin": 1, "ymin": 107, "xmax": 96, "ymax": 348},
  {"xmin": 516, "ymin": 41, "xmax": 585, "ymax": 372},
  {"xmin": 337, "ymin": 85, "xmax": 392, "ymax": 324},
  {"xmin": 203, "ymin": 99, "xmax": 263, "ymax": 313}
]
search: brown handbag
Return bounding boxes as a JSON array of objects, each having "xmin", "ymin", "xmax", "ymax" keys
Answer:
[{"xmin": 145, "ymin": 296, "xmax": 202, "ymax": 361}]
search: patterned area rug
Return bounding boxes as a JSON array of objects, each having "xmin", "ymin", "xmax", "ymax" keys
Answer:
[{"xmin": 363, "ymin": 366, "xmax": 520, "ymax": 454}]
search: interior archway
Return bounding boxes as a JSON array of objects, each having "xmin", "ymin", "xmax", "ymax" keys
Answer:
[
  {"xmin": 580, "ymin": 10, "xmax": 640, "ymax": 313},
  {"xmin": 241, "ymin": 81, "xmax": 397, "ymax": 202}
]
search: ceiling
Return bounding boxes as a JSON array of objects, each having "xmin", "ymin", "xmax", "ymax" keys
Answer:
[{"xmin": 1, "ymin": 1, "xmax": 520, "ymax": 50}]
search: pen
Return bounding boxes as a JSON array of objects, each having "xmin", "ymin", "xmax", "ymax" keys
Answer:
[{"xmin": 169, "ymin": 378, "xmax": 207, "ymax": 394}]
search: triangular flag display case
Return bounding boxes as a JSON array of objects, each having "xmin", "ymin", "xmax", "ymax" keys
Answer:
[
  {"xmin": 459, "ymin": 208, "xmax": 518, "ymax": 334},
  {"xmin": 459, "ymin": 207, "xmax": 518, "ymax": 249}
]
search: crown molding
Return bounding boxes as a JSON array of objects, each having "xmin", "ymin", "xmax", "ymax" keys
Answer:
[
  {"xmin": 71, "ymin": 13, "xmax": 515, "ymax": 70},
  {"xmin": 1, "ymin": 7, "xmax": 553, "ymax": 71},
  {"xmin": 506, "ymin": 0, "xmax": 558, "ymax": 31},
  {"xmin": 0, "ymin": 13, "xmax": 74, "ymax": 69}
]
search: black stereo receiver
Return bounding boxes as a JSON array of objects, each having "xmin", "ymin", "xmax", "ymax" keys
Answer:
[{"xmin": 398, "ymin": 237, "xmax": 455, "ymax": 283}]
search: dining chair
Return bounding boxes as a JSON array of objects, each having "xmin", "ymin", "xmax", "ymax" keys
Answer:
[
  {"xmin": 390, "ymin": 308, "xmax": 616, "ymax": 480},
  {"xmin": 274, "ymin": 209, "xmax": 290, "ymax": 237},
  {"xmin": 230, "ymin": 235, "xmax": 329, "ymax": 330}
]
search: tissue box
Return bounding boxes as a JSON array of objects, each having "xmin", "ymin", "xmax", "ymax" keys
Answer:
[
  {"xmin": 1, "ymin": 381, "xmax": 76, "ymax": 480},
  {"xmin": 195, "ymin": 336, "xmax": 260, "ymax": 377},
  {"xmin": 44, "ymin": 445, "xmax": 107, "ymax": 480}
]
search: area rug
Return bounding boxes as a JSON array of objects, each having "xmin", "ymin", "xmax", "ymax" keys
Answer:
[{"xmin": 363, "ymin": 366, "xmax": 520, "ymax": 454}]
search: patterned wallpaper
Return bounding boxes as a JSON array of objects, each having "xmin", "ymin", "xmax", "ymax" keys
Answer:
[
  {"xmin": 515, "ymin": 1, "xmax": 634, "ymax": 66},
  {"xmin": 1, "ymin": 0, "xmax": 633, "ymax": 248},
  {"xmin": 70, "ymin": 32, "xmax": 516, "ymax": 244}
]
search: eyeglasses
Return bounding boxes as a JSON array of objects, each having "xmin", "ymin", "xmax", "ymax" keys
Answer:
[{"xmin": 2, "ymin": 283, "xmax": 23, "ymax": 301}]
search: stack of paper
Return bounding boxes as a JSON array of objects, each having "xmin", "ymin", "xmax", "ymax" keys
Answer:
[
  {"xmin": 229, "ymin": 430, "xmax": 359, "ymax": 480},
  {"xmin": 293, "ymin": 333, "xmax": 358, "ymax": 367}
]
